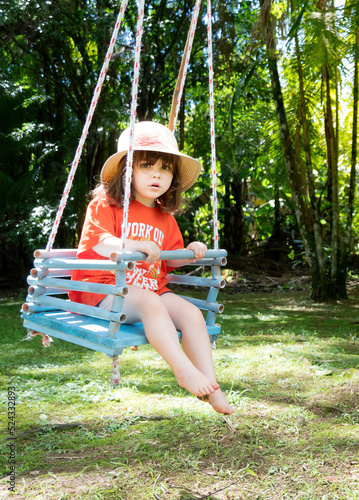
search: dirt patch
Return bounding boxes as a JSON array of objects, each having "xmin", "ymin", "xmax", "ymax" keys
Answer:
[
  {"xmin": 307, "ymin": 380, "xmax": 359, "ymax": 415},
  {"xmin": 0, "ymin": 471, "xmax": 122, "ymax": 499},
  {"xmin": 2, "ymin": 453, "xmax": 359, "ymax": 500},
  {"xmin": 223, "ymin": 271, "xmax": 312, "ymax": 294}
]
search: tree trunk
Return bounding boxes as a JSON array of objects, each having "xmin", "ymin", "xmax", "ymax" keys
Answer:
[
  {"xmin": 323, "ymin": 62, "xmax": 340, "ymax": 287},
  {"xmin": 222, "ymin": 174, "xmax": 246, "ymax": 255},
  {"xmin": 259, "ymin": 0, "xmax": 337, "ymax": 300},
  {"xmin": 337, "ymin": 26, "xmax": 359, "ymax": 296},
  {"xmin": 293, "ymin": 20, "xmax": 327, "ymax": 288}
]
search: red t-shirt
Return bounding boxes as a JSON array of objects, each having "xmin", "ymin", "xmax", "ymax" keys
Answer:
[{"xmin": 68, "ymin": 197, "xmax": 183, "ymax": 306}]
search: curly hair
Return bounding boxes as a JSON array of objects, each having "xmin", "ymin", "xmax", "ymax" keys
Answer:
[{"xmin": 95, "ymin": 150, "xmax": 183, "ymax": 214}]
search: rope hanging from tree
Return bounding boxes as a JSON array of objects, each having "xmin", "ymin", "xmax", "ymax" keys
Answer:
[
  {"xmin": 168, "ymin": 0, "xmax": 218, "ymax": 249},
  {"xmin": 168, "ymin": 0, "xmax": 201, "ymax": 133},
  {"xmin": 45, "ymin": 0, "xmax": 129, "ymax": 251},
  {"xmin": 121, "ymin": 0, "xmax": 145, "ymax": 251},
  {"xmin": 45, "ymin": 0, "xmax": 219, "ymax": 251},
  {"xmin": 206, "ymin": 0, "xmax": 219, "ymax": 250}
]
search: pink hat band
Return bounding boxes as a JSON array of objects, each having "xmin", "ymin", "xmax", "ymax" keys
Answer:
[
  {"xmin": 131, "ymin": 128, "xmax": 178, "ymax": 150},
  {"xmin": 101, "ymin": 121, "xmax": 201, "ymax": 192}
]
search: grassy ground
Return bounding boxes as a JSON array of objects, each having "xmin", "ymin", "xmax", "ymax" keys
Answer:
[{"xmin": 0, "ymin": 285, "xmax": 359, "ymax": 499}]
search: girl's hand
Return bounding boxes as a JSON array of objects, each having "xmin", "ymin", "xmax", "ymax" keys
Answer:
[
  {"xmin": 136, "ymin": 240, "xmax": 161, "ymax": 263},
  {"xmin": 165, "ymin": 242, "xmax": 207, "ymax": 268},
  {"xmin": 93, "ymin": 236, "xmax": 160, "ymax": 262},
  {"xmin": 186, "ymin": 241, "xmax": 207, "ymax": 261}
]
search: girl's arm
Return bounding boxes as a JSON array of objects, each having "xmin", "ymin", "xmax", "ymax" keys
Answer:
[
  {"xmin": 93, "ymin": 236, "xmax": 161, "ymax": 263},
  {"xmin": 166, "ymin": 241, "xmax": 207, "ymax": 268},
  {"xmin": 93, "ymin": 238, "xmax": 206, "ymax": 266}
]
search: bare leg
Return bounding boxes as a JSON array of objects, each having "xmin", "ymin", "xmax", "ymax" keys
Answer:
[
  {"xmin": 160, "ymin": 293, "xmax": 233, "ymax": 415},
  {"xmin": 98, "ymin": 287, "xmax": 217, "ymax": 398}
]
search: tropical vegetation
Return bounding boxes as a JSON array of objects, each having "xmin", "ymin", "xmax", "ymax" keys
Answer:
[{"xmin": 1, "ymin": 0, "xmax": 358, "ymax": 300}]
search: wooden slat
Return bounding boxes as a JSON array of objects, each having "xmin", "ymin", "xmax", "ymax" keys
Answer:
[{"xmin": 22, "ymin": 310, "xmax": 220, "ymax": 355}]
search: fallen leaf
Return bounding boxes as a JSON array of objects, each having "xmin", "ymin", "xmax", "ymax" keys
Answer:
[
  {"xmin": 296, "ymin": 415, "xmax": 306, "ymax": 427},
  {"xmin": 323, "ymin": 475, "xmax": 340, "ymax": 482},
  {"xmin": 314, "ymin": 369, "xmax": 333, "ymax": 376}
]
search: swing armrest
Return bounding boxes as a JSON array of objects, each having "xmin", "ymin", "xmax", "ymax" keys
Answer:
[
  {"xmin": 109, "ymin": 248, "xmax": 227, "ymax": 264},
  {"xmin": 34, "ymin": 257, "xmax": 134, "ymax": 271},
  {"xmin": 33, "ymin": 248, "xmax": 227, "ymax": 267}
]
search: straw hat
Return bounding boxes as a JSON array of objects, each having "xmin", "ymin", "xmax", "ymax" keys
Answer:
[{"xmin": 100, "ymin": 121, "xmax": 201, "ymax": 192}]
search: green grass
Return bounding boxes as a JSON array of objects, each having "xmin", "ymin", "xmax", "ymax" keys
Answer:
[{"xmin": 0, "ymin": 288, "xmax": 359, "ymax": 499}]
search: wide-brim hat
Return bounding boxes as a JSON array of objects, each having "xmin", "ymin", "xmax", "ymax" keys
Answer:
[{"xmin": 100, "ymin": 121, "xmax": 201, "ymax": 192}]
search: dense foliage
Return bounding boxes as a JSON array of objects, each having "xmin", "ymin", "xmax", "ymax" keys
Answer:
[
  {"xmin": 1, "ymin": 0, "xmax": 358, "ymax": 299},
  {"xmin": 256, "ymin": 0, "xmax": 359, "ymax": 298}
]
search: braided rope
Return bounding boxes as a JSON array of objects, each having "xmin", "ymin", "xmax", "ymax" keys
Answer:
[
  {"xmin": 111, "ymin": 355, "xmax": 120, "ymax": 385},
  {"xmin": 45, "ymin": 0, "xmax": 129, "ymax": 251},
  {"xmin": 207, "ymin": 0, "xmax": 218, "ymax": 250},
  {"xmin": 45, "ymin": 0, "xmax": 218, "ymax": 252},
  {"xmin": 121, "ymin": 0, "xmax": 145, "ymax": 251},
  {"xmin": 169, "ymin": 0, "xmax": 202, "ymax": 133}
]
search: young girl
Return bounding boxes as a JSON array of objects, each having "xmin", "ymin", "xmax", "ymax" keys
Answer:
[{"xmin": 69, "ymin": 121, "xmax": 233, "ymax": 415}]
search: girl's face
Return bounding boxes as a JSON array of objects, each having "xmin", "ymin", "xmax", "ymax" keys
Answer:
[{"xmin": 132, "ymin": 157, "xmax": 174, "ymax": 207}]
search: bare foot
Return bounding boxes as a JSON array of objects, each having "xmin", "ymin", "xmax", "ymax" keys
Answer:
[
  {"xmin": 173, "ymin": 366, "xmax": 219, "ymax": 397},
  {"xmin": 200, "ymin": 389, "xmax": 233, "ymax": 415}
]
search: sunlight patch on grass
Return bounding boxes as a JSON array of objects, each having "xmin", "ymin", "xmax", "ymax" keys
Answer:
[{"xmin": 1, "ymin": 290, "xmax": 359, "ymax": 499}]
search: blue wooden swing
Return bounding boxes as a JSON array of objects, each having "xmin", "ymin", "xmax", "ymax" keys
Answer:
[
  {"xmin": 21, "ymin": 0, "xmax": 226, "ymax": 383},
  {"xmin": 22, "ymin": 248, "xmax": 227, "ymax": 356}
]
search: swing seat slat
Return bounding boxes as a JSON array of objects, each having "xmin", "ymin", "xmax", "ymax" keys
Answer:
[{"xmin": 22, "ymin": 309, "xmax": 221, "ymax": 356}]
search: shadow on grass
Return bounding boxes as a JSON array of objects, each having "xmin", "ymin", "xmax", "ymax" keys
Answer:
[
  {"xmin": 8, "ymin": 400, "xmax": 359, "ymax": 481},
  {"xmin": 3, "ymin": 290, "xmax": 359, "ymax": 416},
  {"xmin": 2, "ymin": 291, "xmax": 359, "ymax": 499}
]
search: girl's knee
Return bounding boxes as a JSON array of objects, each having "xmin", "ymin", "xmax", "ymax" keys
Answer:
[
  {"xmin": 147, "ymin": 291, "xmax": 165, "ymax": 310},
  {"xmin": 136, "ymin": 289, "xmax": 167, "ymax": 315},
  {"xmin": 181, "ymin": 301, "xmax": 206, "ymax": 329},
  {"xmin": 123, "ymin": 286, "xmax": 168, "ymax": 323}
]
